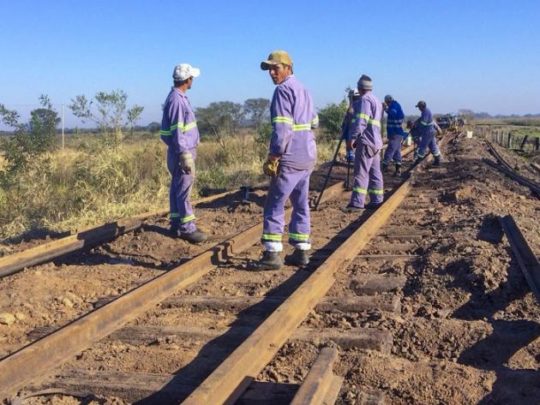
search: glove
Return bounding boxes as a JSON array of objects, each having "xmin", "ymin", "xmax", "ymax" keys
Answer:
[
  {"xmin": 179, "ymin": 152, "xmax": 194, "ymax": 174},
  {"xmin": 263, "ymin": 156, "xmax": 280, "ymax": 177},
  {"xmin": 346, "ymin": 150, "xmax": 355, "ymax": 162}
]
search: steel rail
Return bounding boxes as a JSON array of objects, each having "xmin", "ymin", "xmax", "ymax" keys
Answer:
[
  {"xmin": 0, "ymin": 181, "xmax": 346, "ymax": 400},
  {"xmin": 0, "ymin": 189, "xmax": 234, "ymax": 278},
  {"xmin": 182, "ymin": 173, "xmax": 412, "ymax": 404},
  {"xmin": 499, "ymin": 215, "xmax": 540, "ymax": 303}
]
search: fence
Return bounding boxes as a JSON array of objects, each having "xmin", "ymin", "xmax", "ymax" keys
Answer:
[{"xmin": 475, "ymin": 126, "xmax": 540, "ymax": 153}]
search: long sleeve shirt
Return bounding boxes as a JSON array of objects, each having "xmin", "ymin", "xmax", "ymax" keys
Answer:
[
  {"xmin": 349, "ymin": 92, "xmax": 383, "ymax": 150},
  {"xmin": 385, "ymin": 100, "xmax": 405, "ymax": 137},
  {"xmin": 269, "ymin": 75, "xmax": 318, "ymax": 170},
  {"xmin": 160, "ymin": 88, "xmax": 200, "ymax": 155},
  {"xmin": 414, "ymin": 107, "xmax": 436, "ymax": 138}
]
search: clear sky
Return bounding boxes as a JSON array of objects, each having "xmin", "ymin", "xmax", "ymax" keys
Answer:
[{"xmin": 1, "ymin": 0, "xmax": 539, "ymax": 127}]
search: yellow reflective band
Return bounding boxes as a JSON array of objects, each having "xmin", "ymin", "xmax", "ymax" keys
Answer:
[
  {"xmin": 292, "ymin": 123, "xmax": 311, "ymax": 131},
  {"xmin": 353, "ymin": 187, "xmax": 367, "ymax": 194},
  {"xmin": 170, "ymin": 213, "xmax": 180, "ymax": 218},
  {"xmin": 170, "ymin": 123, "xmax": 179, "ymax": 131},
  {"xmin": 358, "ymin": 113, "xmax": 381, "ymax": 127},
  {"xmin": 160, "ymin": 130, "xmax": 171, "ymax": 136},
  {"xmin": 183, "ymin": 121, "xmax": 197, "ymax": 132},
  {"xmin": 262, "ymin": 233, "xmax": 282, "ymax": 241},
  {"xmin": 272, "ymin": 116, "xmax": 294, "ymax": 125},
  {"xmin": 368, "ymin": 189, "xmax": 384, "ymax": 195},
  {"xmin": 180, "ymin": 214, "xmax": 196, "ymax": 224},
  {"xmin": 311, "ymin": 115, "xmax": 319, "ymax": 125},
  {"xmin": 288, "ymin": 232, "xmax": 310, "ymax": 241}
]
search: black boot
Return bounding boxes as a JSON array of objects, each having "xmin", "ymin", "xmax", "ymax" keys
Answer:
[
  {"xmin": 433, "ymin": 155, "xmax": 441, "ymax": 166},
  {"xmin": 285, "ymin": 249, "xmax": 310, "ymax": 266},
  {"xmin": 179, "ymin": 229, "xmax": 207, "ymax": 244},
  {"xmin": 394, "ymin": 164, "xmax": 402, "ymax": 176},
  {"xmin": 257, "ymin": 251, "xmax": 282, "ymax": 270}
]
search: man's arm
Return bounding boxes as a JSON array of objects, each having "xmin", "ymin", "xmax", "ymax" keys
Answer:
[{"xmin": 269, "ymin": 86, "xmax": 294, "ymax": 158}]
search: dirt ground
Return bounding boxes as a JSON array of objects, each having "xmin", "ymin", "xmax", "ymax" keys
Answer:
[{"xmin": 1, "ymin": 133, "xmax": 539, "ymax": 404}]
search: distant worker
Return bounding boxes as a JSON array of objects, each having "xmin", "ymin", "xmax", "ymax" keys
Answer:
[
  {"xmin": 258, "ymin": 50, "xmax": 318, "ymax": 270},
  {"xmin": 382, "ymin": 95, "xmax": 406, "ymax": 175},
  {"xmin": 160, "ymin": 64, "xmax": 207, "ymax": 244},
  {"xmin": 342, "ymin": 89, "xmax": 361, "ymax": 162},
  {"xmin": 343, "ymin": 75, "xmax": 384, "ymax": 212},
  {"xmin": 413, "ymin": 100, "xmax": 442, "ymax": 166}
]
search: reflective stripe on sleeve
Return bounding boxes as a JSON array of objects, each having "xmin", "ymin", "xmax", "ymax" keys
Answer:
[
  {"xmin": 272, "ymin": 116, "xmax": 294, "ymax": 125},
  {"xmin": 358, "ymin": 113, "xmax": 381, "ymax": 127}
]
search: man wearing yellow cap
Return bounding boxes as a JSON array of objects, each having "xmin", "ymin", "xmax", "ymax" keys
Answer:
[{"xmin": 258, "ymin": 50, "xmax": 319, "ymax": 270}]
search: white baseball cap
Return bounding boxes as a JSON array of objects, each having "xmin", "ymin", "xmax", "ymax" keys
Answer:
[{"xmin": 172, "ymin": 63, "xmax": 201, "ymax": 81}]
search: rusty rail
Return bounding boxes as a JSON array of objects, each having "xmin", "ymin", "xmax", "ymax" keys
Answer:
[{"xmin": 0, "ymin": 181, "xmax": 346, "ymax": 399}]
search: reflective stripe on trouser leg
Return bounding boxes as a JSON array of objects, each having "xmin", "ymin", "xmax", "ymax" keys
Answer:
[
  {"xmin": 263, "ymin": 167, "xmax": 312, "ymax": 251},
  {"xmin": 350, "ymin": 144, "xmax": 383, "ymax": 208},
  {"xmin": 417, "ymin": 132, "xmax": 436, "ymax": 159},
  {"xmin": 368, "ymin": 151, "xmax": 384, "ymax": 204},
  {"xmin": 167, "ymin": 149, "xmax": 196, "ymax": 233},
  {"xmin": 430, "ymin": 136, "xmax": 441, "ymax": 157},
  {"xmin": 288, "ymin": 168, "xmax": 312, "ymax": 249},
  {"xmin": 382, "ymin": 134, "xmax": 402, "ymax": 164}
]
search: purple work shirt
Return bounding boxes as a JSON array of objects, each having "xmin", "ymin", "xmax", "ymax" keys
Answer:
[
  {"xmin": 269, "ymin": 75, "xmax": 318, "ymax": 170},
  {"xmin": 415, "ymin": 107, "xmax": 436, "ymax": 138},
  {"xmin": 160, "ymin": 88, "xmax": 200, "ymax": 155},
  {"xmin": 349, "ymin": 92, "xmax": 383, "ymax": 150}
]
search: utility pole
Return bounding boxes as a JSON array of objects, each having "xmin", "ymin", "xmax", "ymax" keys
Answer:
[{"xmin": 61, "ymin": 104, "xmax": 65, "ymax": 149}]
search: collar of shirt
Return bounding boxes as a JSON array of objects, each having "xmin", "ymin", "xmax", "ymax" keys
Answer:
[{"xmin": 171, "ymin": 87, "xmax": 187, "ymax": 99}]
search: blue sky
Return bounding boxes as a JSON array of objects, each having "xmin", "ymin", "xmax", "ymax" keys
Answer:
[{"xmin": 1, "ymin": 0, "xmax": 539, "ymax": 127}]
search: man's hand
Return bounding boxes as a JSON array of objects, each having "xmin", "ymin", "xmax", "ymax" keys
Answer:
[
  {"xmin": 263, "ymin": 155, "xmax": 280, "ymax": 177},
  {"xmin": 179, "ymin": 152, "xmax": 194, "ymax": 174}
]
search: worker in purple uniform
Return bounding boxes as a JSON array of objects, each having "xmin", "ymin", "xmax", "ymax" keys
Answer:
[
  {"xmin": 343, "ymin": 75, "xmax": 384, "ymax": 212},
  {"xmin": 257, "ymin": 50, "xmax": 319, "ymax": 270},
  {"xmin": 160, "ymin": 63, "xmax": 207, "ymax": 244},
  {"xmin": 382, "ymin": 95, "xmax": 406, "ymax": 176},
  {"xmin": 413, "ymin": 100, "xmax": 442, "ymax": 166}
]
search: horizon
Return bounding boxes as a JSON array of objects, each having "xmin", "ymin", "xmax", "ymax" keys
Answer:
[{"xmin": 1, "ymin": 0, "xmax": 539, "ymax": 129}]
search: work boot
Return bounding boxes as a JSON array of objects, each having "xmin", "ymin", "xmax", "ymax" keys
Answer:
[
  {"xmin": 341, "ymin": 205, "xmax": 363, "ymax": 213},
  {"xmin": 365, "ymin": 202, "xmax": 382, "ymax": 210},
  {"xmin": 285, "ymin": 249, "xmax": 310, "ymax": 266},
  {"xmin": 179, "ymin": 229, "xmax": 207, "ymax": 244},
  {"xmin": 394, "ymin": 164, "xmax": 402, "ymax": 176},
  {"xmin": 256, "ymin": 251, "xmax": 282, "ymax": 270},
  {"xmin": 433, "ymin": 155, "xmax": 441, "ymax": 166}
]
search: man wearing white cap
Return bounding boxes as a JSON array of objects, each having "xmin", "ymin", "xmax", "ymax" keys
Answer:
[{"xmin": 160, "ymin": 63, "xmax": 207, "ymax": 244}]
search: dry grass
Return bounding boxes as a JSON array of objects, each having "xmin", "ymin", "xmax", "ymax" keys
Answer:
[{"xmin": 0, "ymin": 131, "xmax": 336, "ymax": 240}]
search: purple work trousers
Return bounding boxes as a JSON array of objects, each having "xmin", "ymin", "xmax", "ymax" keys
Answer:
[
  {"xmin": 349, "ymin": 143, "xmax": 384, "ymax": 208},
  {"xmin": 167, "ymin": 148, "xmax": 196, "ymax": 233},
  {"xmin": 383, "ymin": 135, "xmax": 403, "ymax": 165},
  {"xmin": 262, "ymin": 166, "xmax": 312, "ymax": 252},
  {"xmin": 417, "ymin": 132, "xmax": 441, "ymax": 159}
]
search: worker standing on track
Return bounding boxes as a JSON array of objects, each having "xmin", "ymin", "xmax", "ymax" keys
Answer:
[
  {"xmin": 257, "ymin": 50, "xmax": 319, "ymax": 270},
  {"xmin": 343, "ymin": 75, "xmax": 384, "ymax": 212},
  {"xmin": 413, "ymin": 100, "xmax": 442, "ymax": 166},
  {"xmin": 382, "ymin": 95, "xmax": 406, "ymax": 176},
  {"xmin": 160, "ymin": 63, "xmax": 207, "ymax": 244},
  {"xmin": 342, "ymin": 89, "xmax": 360, "ymax": 162}
]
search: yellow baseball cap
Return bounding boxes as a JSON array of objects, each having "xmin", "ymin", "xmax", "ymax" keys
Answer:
[{"xmin": 260, "ymin": 50, "xmax": 293, "ymax": 70}]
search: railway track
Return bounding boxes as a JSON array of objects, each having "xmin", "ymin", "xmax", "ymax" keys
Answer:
[
  {"xmin": 4, "ymin": 132, "xmax": 537, "ymax": 404},
  {"xmin": 0, "ymin": 140, "xmax": 424, "ymax": 403},
  {"xmin": 484, "ymin": 140, "xmax": 540, "ymax": 196}
]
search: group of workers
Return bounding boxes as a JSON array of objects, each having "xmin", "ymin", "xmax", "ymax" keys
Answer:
[{"xmin": 160, "ymin": 50, "xmax": 442, "ymax": 270}]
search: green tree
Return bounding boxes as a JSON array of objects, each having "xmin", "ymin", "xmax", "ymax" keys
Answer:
[
  {"xmin": 69, "ymin": 90, "xmax": 143, "ymax": 145},
  {"xmin": 317, "ymin": 100, "xmax": 348, "ymax": 142},
  {"xmin": 196, "ymin": 101, "xmax": 245, "ymax": 143},
  {"xmin": 243, "ymin": 98, "xmax": 270, "ymax": 129},
  {"xmin": 126, "ymin": 105, "xmax": 144, "ymax": 136}
]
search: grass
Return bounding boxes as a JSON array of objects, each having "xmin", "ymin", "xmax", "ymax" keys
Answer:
[{"xmin": 0, "ymin": 130, "xmax": 336, "ymax": 240}]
